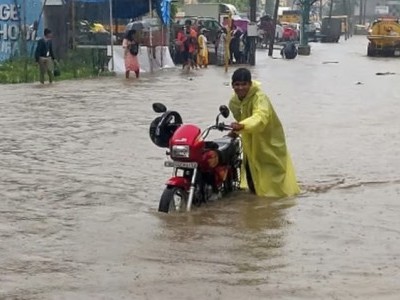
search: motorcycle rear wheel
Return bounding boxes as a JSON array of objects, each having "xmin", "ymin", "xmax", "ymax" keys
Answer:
[{"xmin": 158, "ymin": 187, "xmax": 188, "ymax": 213}]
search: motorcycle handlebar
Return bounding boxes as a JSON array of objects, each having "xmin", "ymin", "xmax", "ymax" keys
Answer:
[
  {"xmin": 217, "ymin": 123, "xmax": 232, "ymax": 131},
  {"xmin": 201, "ymin": 123, "xmax": 232, "ymax": 139},
  {"xmin": 208, "ymin": 123, "xmax": 232, "ymax": 131}
]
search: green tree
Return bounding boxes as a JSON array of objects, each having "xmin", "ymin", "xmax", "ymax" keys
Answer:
[
  {"xmin": 225, "ymin": 0, "xmax": 248, "ymax": 11},
  {"xmin": 171, "ymin": 3, "xmax": 178, "ymax": 20}
]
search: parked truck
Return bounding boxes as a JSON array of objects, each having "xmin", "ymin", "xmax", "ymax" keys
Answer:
[
  {"xmin": 183, "ymin": 3, "xmax": 239, "ymax": 25},
  {"xmin": 367, "ymin": 18, "xmax": 400, "ymax": 57}
]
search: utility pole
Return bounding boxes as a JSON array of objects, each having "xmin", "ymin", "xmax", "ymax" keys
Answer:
[
  {"xmin": 347, "ymin": 0, "xmax": 353, "ymax": 37},
  {"xmin": 298, "ymin": 0, "xmax": 315, "ymax": 55},
  {"xmin": 109, "ymin": 0, "xmax": 115, "ymax": 71},
  {"xmin": 328, "ymin": 0, "xmax": 334, "ymax": 18},
  {"xmin": 250, "ymin": 0, "xmax": 257, "ymax": 24},
  {"xmin": 248, "ymin": 0, "xmax": 257, "ymax": 65},
  {"xmin": 225, "ymin": 12, "xmax": 232, "ymax": 73},
  {"xmin": 319, "ymin": 0, "xmax": 323, "ymax": 21},
  {"xmin": 362, "ymin": 0, "xmax": 366, "ymax": 24},
  {"xmin": 72, "ymin": 0, "xmax": 76, "ymax": 49},
  {"xmin": 268, "ymin": 0, "xmax": 280, "ymax": 56}
]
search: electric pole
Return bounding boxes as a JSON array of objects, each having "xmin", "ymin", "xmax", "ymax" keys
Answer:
[
  {"xmin": 298, "ymin": 0, "xmax": 313, "ymax": 55},
  {"xmin": 268, "ymin": 0, "xmax": 280, "ymax": 56},
  {"xmin": 249, "ymin": 0, "xmax": 257, "ymax": 65}
]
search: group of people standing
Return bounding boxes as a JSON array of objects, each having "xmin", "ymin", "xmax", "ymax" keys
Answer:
[
  {"xmin": 175, "ymin": 20, "xmax": 250, "ymax": 70},
  {"xmin": 33, "ymin": 22, "xmax": 250, "ymax": 83},
  {"xmin": 176, "ymin": 19, "xmax": 209, "ymax": 70},
  {"xmin": 215, "ymin": 27, "xmax": 248, "ymax": 66}
]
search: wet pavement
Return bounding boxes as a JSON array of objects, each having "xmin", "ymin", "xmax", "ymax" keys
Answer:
[{"xmin": 1, "ymin": 36, "xmax": 399, "ymax": 299}]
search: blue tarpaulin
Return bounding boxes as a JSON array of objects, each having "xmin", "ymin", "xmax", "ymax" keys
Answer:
[
  {"xmin": 158, "ymin": 0, "xmax": 171, "ymax": 25},
  {"xmin": 72, "ymin": 0, "xmax": 171, "ymax": 24}
]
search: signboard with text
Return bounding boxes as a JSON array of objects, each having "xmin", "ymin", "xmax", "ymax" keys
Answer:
[
  {"xmin": 375, "ymin": 5, "xmax": 390, "ymax": 15},
  {"xmin": 0, "ymin": 0, "xmax": 42, "ymax": 61}
]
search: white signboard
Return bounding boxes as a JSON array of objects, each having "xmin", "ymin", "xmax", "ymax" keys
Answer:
[
  {"xmin": 375, "ymin": 5, "xmax": 389, "ymax": 15},
  {"xmin": 247, "ymin": 24, "xmax": 258, "ymax": 37}
]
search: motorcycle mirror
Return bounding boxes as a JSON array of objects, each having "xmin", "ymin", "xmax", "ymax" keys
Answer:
[
  {"xmin": 152, "ymin": 102, "xmax": 167, "ymax": 113},
  {"xmin": 219, "ymin": 105, "xmax": 230, "ymax": 118}
]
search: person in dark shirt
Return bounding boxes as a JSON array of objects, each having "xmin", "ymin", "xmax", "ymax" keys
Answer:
[
  {"xmin": 35, "ymin": 28, "xmax": 55, "ymax": 84},
  {"xmin": 280, "ymin": 41, "xmax": 298, "ymax": 59}
]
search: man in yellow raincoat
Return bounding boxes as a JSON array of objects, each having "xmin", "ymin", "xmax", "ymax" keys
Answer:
[{"xmin": 229, "ymin": 68, "xmax": 300, "ymax": 197}]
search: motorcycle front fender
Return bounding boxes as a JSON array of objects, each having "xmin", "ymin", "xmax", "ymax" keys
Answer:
[{"xmin": 165, "ymin": 177, "xmax": 191, "ymax": 191}]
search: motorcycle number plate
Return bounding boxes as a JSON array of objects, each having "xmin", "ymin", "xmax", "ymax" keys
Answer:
[{"xmin": 164, "ymin": 161, "xmax": 198, "ymax": 169}]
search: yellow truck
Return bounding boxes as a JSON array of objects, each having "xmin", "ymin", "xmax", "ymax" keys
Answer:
[
  {"xmin": 367, "ymin": 18, "xmax": 400, "ymax": 57},
  {"xmin": 279, "ymin": 10, "xmax": 301, "ymax": 24}
]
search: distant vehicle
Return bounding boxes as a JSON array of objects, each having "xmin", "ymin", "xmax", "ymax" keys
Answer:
[
  {"xmin": 354, "ymin": 24, "xmax": 368, "ymax": 35},
  {"xmin": 174, "ymin": 16, "xmax": 223, "ymax": 44},
  {"xmin": 183, "ymin": 3, "xmax": 239, "ymax": 24},
  {"xmin": 320, "ymin": 17, "xmax": 342, "ymax": 42},
  {"xmin": 281, "ymin": 22, "xmax": 300, "ymax": 41},
  {"xmin": 367, "ymin": 18, "xmax": 400, "ymax": 56},
  {"xmin": 307, "ymin": 22, "xmax": 321, "ymax": 40},
  {"xmin": 279, "ymin": 10, "xmax": 301, "ymax": 24},
  {"xmin": 320, "ymin": 15, "xmax": 349, "ymax": 42},
  {"xmin": 72, "ymin": 20, "xmax": 115, "ymax": 46}
]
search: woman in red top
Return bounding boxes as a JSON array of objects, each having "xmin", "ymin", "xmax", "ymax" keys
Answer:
[{"xmin": 176, "ymin": 20, "xmax": 198, "ymax": 71}]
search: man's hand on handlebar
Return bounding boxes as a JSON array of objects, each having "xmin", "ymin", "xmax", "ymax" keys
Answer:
[
  {"xmin": 227, "ymin": 122, "xmax": 243, "ymax": 138},
  {"xmin": 231, "ymin": 122, "xmax": 244, "ymax": 131}
]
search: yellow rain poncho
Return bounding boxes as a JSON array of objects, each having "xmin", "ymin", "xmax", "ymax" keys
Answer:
[{"xmin": 229, "ymin": 81, "xmax": 300, "ymax": 198}]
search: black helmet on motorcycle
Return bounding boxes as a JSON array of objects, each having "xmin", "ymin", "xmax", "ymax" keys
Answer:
[{"xmin": 149, "ymin": 111, "xmax": 183, "ymax": 148}]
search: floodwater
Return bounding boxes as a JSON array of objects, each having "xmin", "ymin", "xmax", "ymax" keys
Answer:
[{"xmin": 1, "ymin": 36, "xmax": 399, "ymax": 299}]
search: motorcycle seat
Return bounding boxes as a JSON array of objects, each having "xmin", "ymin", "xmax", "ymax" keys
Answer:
[
  {"xmin": 213, "ymin": 136, "xmax": 233, "ymax": 150},
  {"xmin": 204, "ymin": 141, "xmax": 219, "ymax": 150}
]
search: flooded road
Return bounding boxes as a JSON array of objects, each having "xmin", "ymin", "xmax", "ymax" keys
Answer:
[{"xmin": 1, "ymin": 36, "xmax": 400, "ymax": 299}]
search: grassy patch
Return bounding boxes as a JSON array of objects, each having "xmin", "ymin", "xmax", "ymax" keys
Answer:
[{"xmin": 0, "ymin": 49, "xmax": 114, "ymax": 84}]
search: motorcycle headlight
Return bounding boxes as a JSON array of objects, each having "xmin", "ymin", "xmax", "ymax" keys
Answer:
[{"xmin": 171, "ymin": 145, "xmax": 190, "ymax": 158}]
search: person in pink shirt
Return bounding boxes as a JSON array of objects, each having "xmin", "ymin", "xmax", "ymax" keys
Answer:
[{"xmin": 176, "ymin": 20, "xmax": 198, "ymax": 70}]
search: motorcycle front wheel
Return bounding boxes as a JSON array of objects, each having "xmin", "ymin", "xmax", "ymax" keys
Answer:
[{"xmin": 158, "ymin": 187, "xmax": 188, "ymax": 213}]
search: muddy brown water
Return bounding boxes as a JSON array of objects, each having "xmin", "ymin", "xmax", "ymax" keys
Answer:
[{"xmin": 1, "ymin": 36, "xmax": 400, "ymax": 299}]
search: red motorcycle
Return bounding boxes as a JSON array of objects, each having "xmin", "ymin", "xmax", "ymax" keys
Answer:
[{"xmin": 149, "ymin": 103, "xmax": 242, "ymax": 213}]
